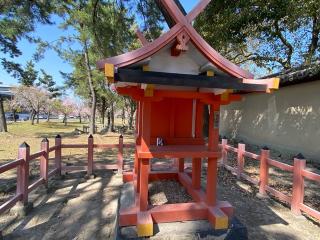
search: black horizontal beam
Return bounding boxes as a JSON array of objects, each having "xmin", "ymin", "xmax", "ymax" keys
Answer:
[{"xmin": 115, "ymin": 69, "xmax": 267, "ymax": 92}]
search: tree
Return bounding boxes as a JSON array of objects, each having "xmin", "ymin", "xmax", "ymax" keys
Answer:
[
  {"xmin": 37, "ymin": 69, "xmax": 61, "ymax": 121},
  {"xmin": 13, "ymin": 86, "xmax": 49, "ymax": 125},
  {"xmin": 53, "ymin": 98, "xmax": 75, "ymax": 126},
  {"xmin": 56, "ymin": 1, "xmax": 134, "ymax": 134},
  {"xmin": 0, "ymin": 1, "xmax": 58, "ymax": 78},
  {"xmin": 194, "ymin": 0, "xmax": 320, "ymax": 73},
  {"xmin": 19, "ymin": 61, "xmax": 38, "ymax": 86},
  {"xmin": 0, "ymin": 96, "xmax": 7, "ymax": 132}
]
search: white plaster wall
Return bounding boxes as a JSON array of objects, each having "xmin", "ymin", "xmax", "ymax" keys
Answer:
[{"xmin": 220, "ymin": 81, "xmax": 320, "ymax": 161}]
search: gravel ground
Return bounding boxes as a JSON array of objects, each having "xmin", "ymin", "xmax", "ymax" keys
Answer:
[{"xmin": 149, "ymin": 180, "xmax": 193, "ymax": 205}]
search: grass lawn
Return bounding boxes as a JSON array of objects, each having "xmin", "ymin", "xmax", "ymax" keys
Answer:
[{"xmin": 0, "ymin": 119, "xmax": 134, "ymax": 163}]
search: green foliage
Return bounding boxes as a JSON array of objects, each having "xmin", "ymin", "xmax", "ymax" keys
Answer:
[
  {"xmin": 194, "ymin": 0, "xmax": 320, "ymax": 72},
  {"xmin": 19, "ymin": 61, "xmax": 38, "ymax": 86},
  {"xmin": 37, "ymin": 69, "xmax": 61, "ymax": 98},
  {"xmin": 0, "ymin": 0, "xmax": 58, "ymax": 76}
]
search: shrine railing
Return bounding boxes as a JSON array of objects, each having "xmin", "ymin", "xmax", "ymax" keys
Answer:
[
  {"xmin": 0, "ymin": 135, "xmax": 135, "ymax": 215},
  {"xmin": 220, "ymin": 138, "xmax": 320, "ymax": 221}
]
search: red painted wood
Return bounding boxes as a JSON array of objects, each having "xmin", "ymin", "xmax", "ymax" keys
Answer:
[
  {"xmin": 0, "ymin": 194, "xmax": 22, "ymax": 215},
  {"xmin": 118, "ymin": 136, "xmax": 124, "ymax": 174},
  {"xmin": 17, "ymin": 144, "xmax": 30, "ymax": 205},
  {"xmin": 301, "ymin": 169, "xmax": 320, "ymax": 183},
  {"xmin": 29, "ymin": 150, "xmax": 45, "ymax": 161},
  {"xmin": 265, "ymin": 185, "xmax": 292, "ymax": 204},
  {"xmin": 135, "ymin": 28, "xmax": 149, "ymax": 46},
  {"xmin": 62, "ymin": 144, "xmax": 88, "ymax": 148},
  {"xmin": 141, "ymin": 101, "xmax": 151, "ymax": 152},
  {"xmin": 291, "ymin": 157, "xmax": 306, "ymax": 215},
  {"xmin": 186, "ymin": 0, "xmax": 211, "ymax": 22},
  {"xmin": 139, "ymin": 159, "xmax": 150, "ymax": 211},
  {"xmin": 192, "ymin": 158, "xmax": 202, "ymax": 189},
  {"xmin": 28, "ymin": 178, "xmax": 45, "ymax": 193},
  {"xmin": 237, "ymin": 143, "xmax": 245, "ymax": 179},
  {"xmin": 87, "ymin": 136, "xmax": 94, "ymax": 176},
  {"xmin": 178, "ymin": 158, "xmax": 184, "ymax": 172},
  {"xmin": 206, "ymin": 158, "xmax": 218, "ymax": 206},
  {"xmin": 267, "ymin": 158, "xmax": 294, "ymax": 172},
  {"xmin": 243, "ymin": 151, "xmax": 259, "ymax": 160},
  {"xmin": 55, "ymin": 136, "xmax": 62, "ymax": 175},
  {"xmin": 299, "ymin": 203, "xmax": 320, "ymax": 220},
  {"xmin": 259, "ymin": 149, "xmax": 270, "ymax": 196},
  {"xmin": 0, "ymin": 158, "xmax": 23, "ymax": 174},
  {"xmin": 40, "ymin": 139, "xmax": 49, "ymax": 186},
  {"xmin": 150, "ymin": 202, "xmax": 208, "ymax": 223},
  {"xmin": 137, "ymin": 145, "xmax": 220, "ymax": 159},
  {"xmin": 178, "ymin": 172, "xmax": 206, "ymax": 202}
]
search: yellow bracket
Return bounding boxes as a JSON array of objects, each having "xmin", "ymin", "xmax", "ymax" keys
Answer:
[
  {"xmin": 220, "ymin": 90, "xmax": 233, "ymax": 101},
  {"xmin": 143, "ymin": 65, "xmax": 150, "ymax": 72},
  {"xmin": 104, "ymin": 63, "xmax": 114, "ymax": 83},
  {"xmin": 207, "ymin": 70, "xmax": 214, "ymax": 77},
  {"xmin": 271, "ymin": 77, "xmax": 280, "ymax": 89},
  {"xmin": 144, "ymin": 84, "xmax": 154, "ymax": 97}
]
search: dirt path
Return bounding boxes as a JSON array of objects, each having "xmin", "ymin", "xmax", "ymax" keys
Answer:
[
  {"xmin": 0, "ymin": 167, "xmax": 319, "ymax": 240},
  {"xmin": 215, "ymin": 167, "xmax": 320, "ymax": 240},
  {"xmin": 0, "ymin": 170, "xmax": 122, "ymax": 240}
]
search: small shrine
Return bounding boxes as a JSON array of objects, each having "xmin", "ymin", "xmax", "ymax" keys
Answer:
[{"xmin": 97, "ymin": 0, "xmax": 279, "ymax": 237}]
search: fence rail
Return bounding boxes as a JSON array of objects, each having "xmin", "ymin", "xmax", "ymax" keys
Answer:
[
  {"xmin": 221, "ymin": 138, "xmax": 320, "ymax": 221},
  {"xmin": 0, "ymin": 134, "xmax": 134, "ymax": 215}
]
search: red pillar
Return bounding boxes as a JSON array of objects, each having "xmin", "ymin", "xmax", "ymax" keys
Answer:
[
  {"xmin": 206, "ymin": 104, "xmax": 220, "ymax": 206},
  {"xmin": 192, "ymin": 158, "xmax": 202, "ymax": 189},
  {"xmin": 178, "ymin": 158, "xmax": 184, "ymax": 172},
  {"xmin": 259, "ymin": 147, "xmax": 270, "ymax": 196},
  {"xmin": 237, "ymin": 143, "xmax": 245, "ymax": 179},
  {"xmin": 118, "ymin": 135, "xmax": 124, "ymax": 174},
  {"xmin": 87, "ymin": 134, "xmax": 94, "ymax": 176},
  {"xmin": 139, "ymin": 158, "xmax": 150, "ymax": 211},
  {"xmin": 291, "ymin": 153, "xmax": 306, "ymax": 215},
  {"xmin": 17, "ymin": 142, "xmax": 30, "ymax": 205},
  {"xmin": 141, "ymin": 101, "xmax": 151, "ymax": 152},
  {"xmin": 139, "ymin": 100, "xmax": 151, "ymax": 209},
  {"xmin": 55, "ymin": 135, "xmax": 62, "ymax": 175},
  {"xmin": 40, "ymin": 138, "xmax": 49, "ymax": 186}
]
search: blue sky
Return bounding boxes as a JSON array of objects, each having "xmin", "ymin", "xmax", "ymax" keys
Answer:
[{"xmin": 0, "ymin": 0, "xmax": 199, "ymax": 87}]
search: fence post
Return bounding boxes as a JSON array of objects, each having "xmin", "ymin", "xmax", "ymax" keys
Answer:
[
  {"xmin": 291, "ymin": 153, "xmax": 306, "ymax": 215},
  {"xmin": 87, "ymin": 134, "xmax": 94, "ymax": 176},
  {"xmin": 237, "ymin": 142, "xmax": 245, "ymax": 179},
  {"xmin": 118, "ymin": 135, "xmax": 124, "ymax": 174},
  {"xmin": 16, "ymin": 142, "xmax": 32, "ymax": 214},
  {"xmin": 258, "ymin": 146, "xmax": 270, "ymax": 197},
  {"xmin": 221, "ymin": 137, "xmax": 228, "ymax": 166},
  {"xmin": 40, "ymin": 138, "xmax": 49, "ymax": 187},
  {"xmin": 55, "ymin": 135, "xmax": 62, "ymax": 176}
]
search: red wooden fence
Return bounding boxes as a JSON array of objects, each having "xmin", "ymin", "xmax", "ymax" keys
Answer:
[
  {"xmin": 220, "ymin": 138, "xmax": 320, "ymax": 221},
  {"xmin": 0, "ymin": 135, "xmax": 134, "ymax": 215}
]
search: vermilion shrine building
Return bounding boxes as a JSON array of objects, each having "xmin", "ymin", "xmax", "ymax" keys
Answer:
[{"xmin": 97, "ymin": 0, "xmax": 279, "ymax": 237}]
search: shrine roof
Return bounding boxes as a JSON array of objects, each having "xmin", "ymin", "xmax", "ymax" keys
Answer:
[{"xmin": 97, "ymin": 0, "xmax": 253, "ymax": 79}]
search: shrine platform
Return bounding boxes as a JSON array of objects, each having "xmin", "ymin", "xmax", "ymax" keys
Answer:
[{"xmin": 118, "ymin": 181, "xmax": 248, "ymax": 239}]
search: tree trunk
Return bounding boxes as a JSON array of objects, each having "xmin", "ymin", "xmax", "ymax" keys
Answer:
[
  {"xmin": 31, "ymin": 111, "xmax": 36, "ymax": 125},
  {"xmin": 83, "ymin": 39, "xmax": 96, "ymax": 135},
  {"xmin": 0, "ymin": 98, "xmax": 7, "ymax": 132},
  {"xmin": 64, "ymin": 114, "xmax": 67, "ymax": 126},
  {"xmin": 111, "ymin": 104, "xmax": 115, "ymax": 132},
  {"xmin": 122, "ymin": 107, "xmax": 125, "ymax": 125},
  {"xmin": 107, "ymin": 110, "xmax": 111, "ymax": 131},
  {"xmin": 79, "ymin": 115, "xmax": 82, "ymax": 123},
  {"xmin": 100, "ymin": 97, "xmax": 106, "ymax": 127},
  {"xmin": 46, "ymin": 111, "xmax": 50, "ymax": 122},
  {"xmin": 36, "ymin": 109, "xmax": 40, "ymax": 124}
]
